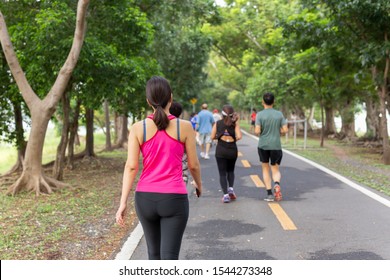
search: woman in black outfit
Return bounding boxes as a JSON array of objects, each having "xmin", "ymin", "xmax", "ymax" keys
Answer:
[{"xmin": 211, "ymin": 105, "xmax": 242, "ymax": 203}]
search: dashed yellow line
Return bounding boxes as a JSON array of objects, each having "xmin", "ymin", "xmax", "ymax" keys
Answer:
[
  {"xmin": 250, "ymin": 175, "xmax": 265, "ymax": 188},
  {"xmin": 241, "ymin": 160, "xmax": 251, "ymax": 167},
  {"xmin": 238, "ymin": 152, "xmax": 243, "ymax": 157},
  {"xmin": 268, "ymin": 203, "xmax": 297, "ymax": 230}
]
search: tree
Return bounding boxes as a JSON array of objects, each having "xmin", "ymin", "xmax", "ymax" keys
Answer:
[
  {"xmin": 318, "ymin": 0, "xmax": 390, "ymax": 164},
  {"xmin": 0, "ymin": 0, "xmax": 90, "ymax": 195},
  {"xmin": 139, "ymin": 0, "xmax": 217, "ymax": 111}
]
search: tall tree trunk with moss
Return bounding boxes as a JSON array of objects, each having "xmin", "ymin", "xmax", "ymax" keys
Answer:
[{"xmin": 0, "ymin": 0, "xmax": 90, "ymax": 195}]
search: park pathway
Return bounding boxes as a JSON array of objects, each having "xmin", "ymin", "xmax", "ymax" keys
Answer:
[{"xmin": 123, "ymin": 131, "xmax": 390, "ymax": 260}]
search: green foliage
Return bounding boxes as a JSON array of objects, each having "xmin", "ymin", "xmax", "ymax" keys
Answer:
[{"xmin": 140, "ymin": 0, "xmax": 217, "ymax": 112}]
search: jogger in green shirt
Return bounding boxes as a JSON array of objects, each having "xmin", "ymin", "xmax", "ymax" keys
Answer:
[{"xmin": 255, "ymin": 92, "xmax": 288, "ymax": 201}]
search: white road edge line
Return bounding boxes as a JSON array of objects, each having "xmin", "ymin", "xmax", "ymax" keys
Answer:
[
  {"xmin": 115, "ymin": 222, "xmax": 144, "ymax": 260},
  {"xmin": 242, "ymin": 129, "xmax": 390, "ymax": 208}
]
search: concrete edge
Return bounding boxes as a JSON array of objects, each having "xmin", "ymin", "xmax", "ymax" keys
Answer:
[{"xmin": 114, "ymin": 222, "xmax": 144, "ymax": 260}]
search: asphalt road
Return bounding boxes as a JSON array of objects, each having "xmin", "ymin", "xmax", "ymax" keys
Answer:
[{"xmin": 123, "ymin": 131, "xmax": 390, "ymax": 260}]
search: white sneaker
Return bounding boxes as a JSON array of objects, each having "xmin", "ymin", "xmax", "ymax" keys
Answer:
[
  {"xmin": 204, "ymin": 154, "xmax": 210, "ymax": 159},
  {"xmin": 200, "ymin": 152, "xmax": 205, "ymax": 158}
]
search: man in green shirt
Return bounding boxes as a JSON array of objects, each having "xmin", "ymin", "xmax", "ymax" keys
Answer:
[{"xmin": 255, "ymin": 93, "xmax": 288, "ymax": 201}]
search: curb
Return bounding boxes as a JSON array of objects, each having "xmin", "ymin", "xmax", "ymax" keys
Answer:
[{"xmin": 114, "ymin": 222, "xmax": 144, "ymax": 260}]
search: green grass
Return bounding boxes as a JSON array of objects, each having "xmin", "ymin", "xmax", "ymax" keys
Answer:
[
  {"xmin": 286, "ymin": 137, "xmax": 390, "ymax": 196},
  {"xmin": 0, "ymin": 167, "xmax": 123, "ymax": 259}
]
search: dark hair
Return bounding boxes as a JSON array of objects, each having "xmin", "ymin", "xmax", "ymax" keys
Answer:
[
  {"xmin": 146, "ymin": 76, "xmax": 172, "ymax": 130},
  {"xmin": 221, "ymin": 105, "xmax": 237, "ymax": 127},
  {"xmin": 263, "ymin": 92, "xmax": 274, "ymax": 106},
  {"xmin": 169, "ymin": 101, "xmax": 183, "ymax": 118}
]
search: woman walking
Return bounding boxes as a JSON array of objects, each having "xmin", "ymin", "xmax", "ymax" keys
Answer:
[
  {"xmin": 211, "ymin": 105, "xmax": 242, "ymax": 203},
  {"xmin": 115, "ymin": 76, "xmax": 202, "ymax": 259}
]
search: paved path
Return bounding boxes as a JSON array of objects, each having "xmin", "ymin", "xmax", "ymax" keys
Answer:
[{"xmin": 117, "ymin": 131, "xmax": 390, "ymax": 260}]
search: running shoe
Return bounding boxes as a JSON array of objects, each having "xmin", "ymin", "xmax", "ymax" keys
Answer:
[
  {"xmin": 274, "ymin": 184, "xmax": 282, "ymax": 201},
  {"xmin": 222, "ymin": 194, "xmax": 231, "ymax": 203},
  {"xmin": 204, "ymin": 154, "xmax": 210, "ymax": 159},
  {"xmin": 200, "ymin": 152, "xmax": 205, "ymax": 158},
  {"xmin": 264, "ymin": 194, "xmax": 274, "ymax": 202},
  {"xmin": 228, "ymin": 187, "xmax": 237, "ymax": 200}
]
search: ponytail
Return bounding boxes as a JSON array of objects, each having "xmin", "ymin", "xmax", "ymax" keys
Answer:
[
  {"xmin": 222, "ymin": 105, "xmax": 236, "ymax": 127},
  {"xmin": 146, "ymin": 76, "xmax": 172, "ymax": 130},
  {"xmin": 153, "ymin": 105, "xmax": 170, "ymax": 130}
]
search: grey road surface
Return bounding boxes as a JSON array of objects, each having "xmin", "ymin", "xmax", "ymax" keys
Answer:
[{"xmin": 124, "ymin": 132, "xmax": 390, "ymax": 260}]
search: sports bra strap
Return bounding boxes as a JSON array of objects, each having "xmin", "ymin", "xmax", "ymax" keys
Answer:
[
  {"xmin": 143, "ymin": 116, "xmax": 180, "ymax": 143},
  {"xmin": 143, "ymin": 119, "xmax": 146, "ymax": 143},
  {"xmin": 177, "ymin": 118, "xmax": 180, "ymax": 141}
]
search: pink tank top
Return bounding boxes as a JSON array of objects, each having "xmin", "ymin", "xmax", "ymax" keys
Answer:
[{"xmin": 136, "ymin": 114, "xmax": 187, "ymax": 194}]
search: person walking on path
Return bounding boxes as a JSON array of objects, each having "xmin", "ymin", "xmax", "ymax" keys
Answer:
[
  {"xmin": 115, "ymin": 76, "xmax": 202, "ymax": 260},
  {"xmin": 197, "ymin": 103, "xmax": 215, "ymax": 159},
  {"xmin": 255, "ymin": 92, "xmax": 288, "ymax": 202},
  {"xmin": 250, "ymin": 108, "xmax": 257, "ymax": 134},
  {"xmin": 212, "ymin": 109, "xmax": 222, "ymax": 146},
  {"xmin": 211, "ymin": 105, "xmax": 242, "ymax": 203}
]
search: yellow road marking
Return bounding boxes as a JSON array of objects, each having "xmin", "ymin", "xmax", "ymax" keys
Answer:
[
  {"xmin": 238, "ymin": 152, "xmax": 243, "ymax": 157},
  {"xmin": 241, "ymin": 160, "xmax": 251, "ymax": 168},
  {"xmin": 250, "ymin": 175, "xmax": 265, "ymax": 188},
  {"xmin": 268, "ymin": 203, "xmax": 297, "ymax": 230}
]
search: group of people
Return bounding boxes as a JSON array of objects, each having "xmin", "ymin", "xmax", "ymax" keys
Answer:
[{"xmin": 115, "ymin": 76, "xmax": 288, "ymax": 260}]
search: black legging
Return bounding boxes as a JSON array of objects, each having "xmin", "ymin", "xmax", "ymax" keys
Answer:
[
  {"xmin": 135, "ymin": 192, "xmax": 189, "ymax": 260},
  {"xmin": 216, "ymin": 157, "xmax": 237, "ymax": 194}
]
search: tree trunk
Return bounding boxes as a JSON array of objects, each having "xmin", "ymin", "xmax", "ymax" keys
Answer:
[
  {"xmin": 53, "ymin": 91, "xmax": 71, "ymax": 180},
  {"xmin": 114, "ymin": 114, "xmax": 128, "ymax": 149},
  {"xmin": 1, "ymin": 100, "xmax": 26, "ymax": 176},
  {"xmin": 67, "ymin": 99, "xmax": 81, "ymax": 169},
  {"xmin": 8, "ymin": 105, "xmax": 68, "ymax": 195},
  {"xmin": 104, "ymin": 99, "xmax": 112, "ymax": 151},
  {"xmin": 365, "ymin": 93, "xmax": 380, "ymax": 140},
  {"xmin": 339, "ymin": 98, "xmax": 356, "ymax": 140},
  {"xmin": 371, "ymin": 32, "xmax": 390, "ymax": 165},
  {"xmin": 84, "ymin": 107, "xmax": 95, "ymax": 157},
  {"xmin": 0, "ymin": 0, "xmax": 90, "ymax": 194},
  {"xmin": 378, "ymin": 85, "xmax": 390, "ymax": 164},
  {"xmin": 324, "ymin": 105, "xmax": 336, "ymax": 136}
]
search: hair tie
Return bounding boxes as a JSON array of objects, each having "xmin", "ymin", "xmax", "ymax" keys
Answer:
[{"xmin": 222, "ymin": 111, "xmax": 233, "ymax": 117}]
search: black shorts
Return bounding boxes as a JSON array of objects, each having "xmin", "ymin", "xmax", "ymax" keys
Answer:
[
  {"xmin": 251, "ymin": 120, "xmax": 255, "ymax": 126},
  {"xmin": 258, "ymin": 148, "xmax": 283, "ymax": 165}
]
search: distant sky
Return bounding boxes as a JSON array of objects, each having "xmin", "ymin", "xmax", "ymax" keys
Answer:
[{"xmin": 214, "ymin": 0, "xmax": 226, "ymax": 6}]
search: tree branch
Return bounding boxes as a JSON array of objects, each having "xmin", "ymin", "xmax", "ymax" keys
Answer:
[
  {"xmin": 44, "ymin": 0, "xmax": 90, "ymax": 110},
  {"xmin": 0, "ymin": 11, "xmax": 40, "ymax": 110},
  {"xmin": 212, "ymin": 43, "xmax": 241, "ymax": 72}
]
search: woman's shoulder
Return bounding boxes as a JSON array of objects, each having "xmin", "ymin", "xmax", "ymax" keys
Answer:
[
  {"xmin": 131, "ymin": 118, "xmax": 153, "ymax": 129},
  {"xmin": 178, "ymin": 119, "xmax": 192, "ymax": 129}
]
